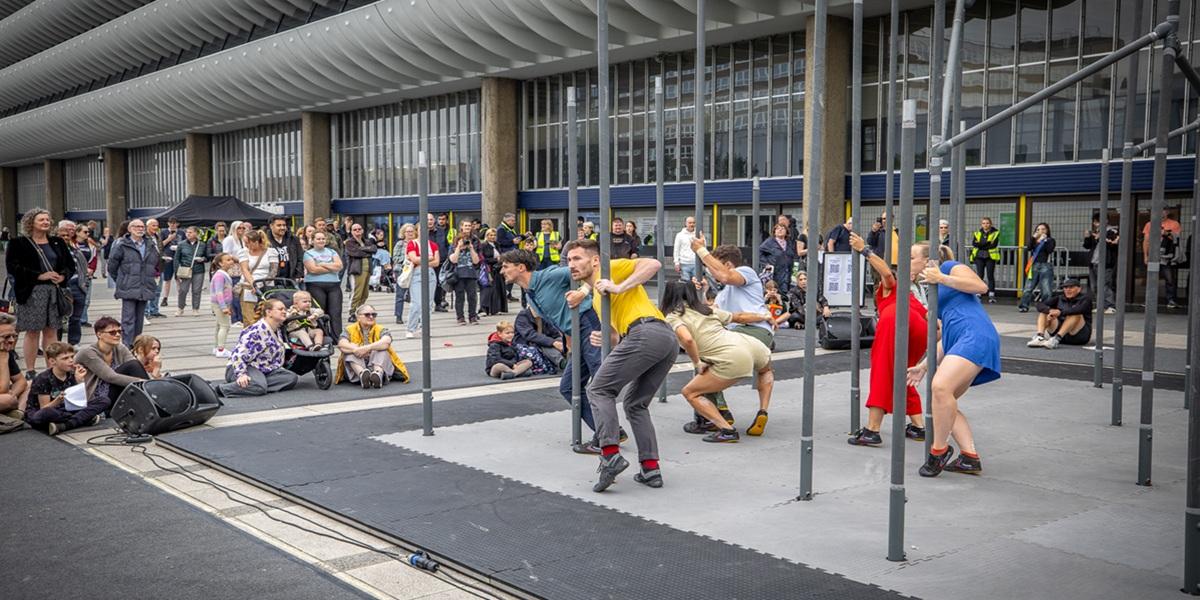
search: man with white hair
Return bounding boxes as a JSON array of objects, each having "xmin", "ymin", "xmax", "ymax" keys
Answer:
[
  {"xmin": 107, "ymin": 219, "xmax": 161, "ymax": 346},
  {"xmin": 938, "ymin": 219, "xmax": 951, "ymax": 247}
]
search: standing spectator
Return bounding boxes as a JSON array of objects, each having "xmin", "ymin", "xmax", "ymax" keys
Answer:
[
  {"xmin": 581, "ymin": 221, "xmax": 598, "ymax": 241},
  {"xmin": 392, "ymin": 224, "xmax": 415, "ymax": 323},
  {"xmin": 206, "ymin": 222, "xmax": 228, "ymax": 276},
  {"xmin": 610, "ymin": 217, "xmax": 638, "ymax": 259},
  {"xmin": 1017, "ymin": 223, "xmax": 1056, "ymax": 312},
  {"xmin": 449, "ymin": 220, "xmax": 482, "ymax": 325},
  {"xmin": 0, "ymin": 313, "xmax": 30, "ymax": 420},
  {"xmin": 143, "ymin": 219, "xmax": 165, "ymax": 318},
  {"xmin": 75, "ymin": 317, "xmax": 149, "ymax": 410},
  {"xmin": 673, "ymin": 216, "xmax": 698, "ymax": 283},
  {"xmin": 304, "ymin": 231, "xmax": 345, "ymax": 339},
  {"xmin": 534, "ymin": 219, "xmax": 562, "ymax": 270},
  {"xmin": 24, "ymin": 342, "xmax": 99, "ymax": 436},
  {"xmin": 430, "ymin": 213, "xmax": 451, "ymax": 311},
  {"xmin": 158, "ymin": 218, "xmax": 181, "ymax": 310},
  {"xmin": 217, "ymin": 299, "xmax": 298, "ymax": 398},
  {"xmin": 74, "ymin": 224, "xmax": 98, "ymax": 326},
  {"xmin": 479, "ymin": 228, "xmax": 506, "ymax": 316},
  {"xmin": 174, "ymin": 226, "xmax": 208, "ymax": 316},
  {"xmin": 497, "ymin": 212, "xmax": 520, "ymax": 301},
  {"xmin": 57, "ymin": 220, "xmax": 90, "ymax": 345},
  {"xmin": 107, "ymin": 219, "xmax": 159, "ymax": 346},
  {"xmin": 99, "ymin": 226, "xmax": 114, "ymax": 283},
  {"xmin": 6, "ymin": 208, "xmax": 76, "ymax": 377},
  {"xmin": 1142, "ymin": 207, "xmax": 1183, "ymax": 308},
  {"xmin": 222, "ymin": 220, "xmax": 248, "ymax": 326},
  {"xmin": 937, "ymin": 219, "xmax": 951, "ymax": 248},
  {"xmin": 237, "ymin": 230, "xmax": 279, "ymax": 327},
  {"xmin": 825, "ymin": 217, "xmax": 853, "ymax": 252},
  {"xmin": 344, "ymin": 223, "xmax": 374, "ymax": 318},
  {"xmin": 0, "ymin": 227, "xmax": 9, "ymax": 252},
  {"xmin": 336, "ymin": 304, "xmax": 409, "ymax": 388},
  {"xmin": 625, "ymin": 221, "xmax": 643, "ymax": 255},
  {"xmin": 1084, "ymin": 214, "xmax": 1119, "ymax": 313},
  {"xmin": 267, "ymin": 216, "xmax": 304, "ymax": 284},
  {"xmin": 209, "ymin": 252, "xmax": 236, "ymax": 358},
  {"xmin": 404, "ymin": 225, "xmax": 440, "ymax": 338},
  {"xmin": 970, "ymin": 217, "xmax": 1000, "ymax": 304},
  {"xmin": 866, "ymin": 212, "xmax": 888, "ymax": 257},
  {"xmin": 759, "ymin": 223, "xmax": 797, "ymax": 294}
]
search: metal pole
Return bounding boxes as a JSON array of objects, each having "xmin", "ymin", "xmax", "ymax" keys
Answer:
[
  {"xmin": 1094, "ymin": 148, "xmax": 1110, "ymax": 388},
  {"xmin": 597, "ymin": 0, "xmax": 613, "ymax": 358},
  {"xmin": 1133, "ymin": 118, "xmax": 1200, "ymax": 153},
  {"xmin": 694, "ymin": 0, "xmax": 706, "ymax": 280},
  {"xmin": 923, "ymin": 0, "xmax": 947, "ymax": 457},
  {"xmin": 883, "ymin": 0, "xmax": 899, "ymax": 260},
  {"xmin": 418, "ymin": 150, "xmax": 433, "ymax": 437},
  {"xmin": 799, "ymin": 0, "xmax": 827, "ymax": 502},
  {"xmin": 888, "ymin": 99, "xmax": 917, "ymax": 562},
  {"xmin": 849, "ymin": 0, "xmax": 864, "ymax": 433},
  {"xmin": 952, "ymin": 119, "xmax": 966, "ymax": 263},
  {"xmin": 752, "ymin": 176, "xmax": 761, "ymax": 273},
  {"xmin": 656, "ymin": 76, "xmax": 668, "ymax": 404},
  {"xmin": 567, "ymin": 87, "xmax": 583, "ymax": 446},
  {"xmin": 1184, "ymin": 139, "xmax": 1200, "ymax": 599},
  {"xmin": 1113, "ymin": 146, "xmax": 1134, "ymax": 425},
  {"xmin": 1189, "ymin": 148, "xmax": 1200, "ymax": 412},
  {"xmin": 1138, "ymin": 0, "xmax": 1179, "ymax": 488}
]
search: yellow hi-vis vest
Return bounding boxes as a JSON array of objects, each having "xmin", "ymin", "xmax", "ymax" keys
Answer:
[
  {"xmin": 536, "ymin": 231, "xmax": 561, "ymax": 263},
  {"xmin": 970, "ymin": 228, "xmax": 1001, "ymax": 262}
]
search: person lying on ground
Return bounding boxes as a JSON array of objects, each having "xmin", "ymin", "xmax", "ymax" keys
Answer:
[
  {"xmin": 1027, "ymin": 278, "xmax": 1093, "ymax": 349},
  {"xmin": 486, "ymin": 321, "xmax": 533, "ymax": 380},
  {"xmin": 336, "ymin": 304, "xmax": 409, "ymax": 389}
]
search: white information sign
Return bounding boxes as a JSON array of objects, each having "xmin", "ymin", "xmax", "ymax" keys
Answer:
[{"xmin": 822, "ymin": 252, "xmax": 866, "ymax": 308}]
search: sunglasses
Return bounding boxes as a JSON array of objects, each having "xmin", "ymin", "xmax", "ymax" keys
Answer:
[
  {"xmin": 0, "ymin": 333, "xmax": 17, "ymax": 341},
  {"xmin": 103, "ymin": 328, "xmax": 122, "ymax": 335},
  {"xmin": 359, "ymin": 312, "xmax": 378, "ymax": 318}
]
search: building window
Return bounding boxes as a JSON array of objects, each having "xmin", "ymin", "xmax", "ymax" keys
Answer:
[
  {"xmin": 63, "ymin": 156, "xmax": 106, "ymax": 212},
  {"xmin": 128, "ymin": 141, "xmax": 186, "ymax": 209},
  {"xmin": 16, "ymin": 164, "xmax": 45, "ymax": 213},
  {"xmin": 212, "ymin": 121, "xmax": 303, "ymax": 205}
]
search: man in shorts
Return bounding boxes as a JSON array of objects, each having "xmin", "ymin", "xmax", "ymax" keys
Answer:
[{"xmin": 1027, "ymin": 278, "xmax": 1093, "ymax": 350}]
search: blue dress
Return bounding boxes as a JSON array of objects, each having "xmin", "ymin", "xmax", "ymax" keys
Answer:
[{"xmin": 936, "ymin": 261, "xmax": 1001, "ymax": 386}]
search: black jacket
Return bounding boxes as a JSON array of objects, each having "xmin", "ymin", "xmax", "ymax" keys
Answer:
[
  {"xmin": 514, "ymin": 308, "xmax": 564, "ymax": 349},
  {"xmin": 1083, "ymin": 228, "xmax": 1119, "ymax": 270},
  {"xmin": 5, "ymin": 236, "xmax": 75, "ymax": 304},
  {"xmin": 485, "ymin": 333, "xmax": 520, "ymax": 372},
  {"xmin": 268, "ymin": 231, "xmax": 305, "ymax": 281},
  {"xmin": 787, "ymin": 286, "xmax": 828, "ymax": 315},
  {"xmin": 1036, "ymin": 291, "xmax": 1093, "ymax": 325},
  {"xmin": 496, "ymin": 223, "xmax": 520, "ymax": 253},
  {"xmin": 759, "ymin": 237, "xmax": 796, "ymax": 289},
  {"xmin": 1026, "ymin": 236, "xmax": 1056, "ymax": 265}
]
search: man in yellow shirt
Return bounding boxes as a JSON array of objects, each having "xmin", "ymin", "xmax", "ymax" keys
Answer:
[{"xmin": 564, "ymin": 239, "xmax": 676, "ymax": 492}]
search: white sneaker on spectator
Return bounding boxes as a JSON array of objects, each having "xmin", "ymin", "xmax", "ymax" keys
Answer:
[
  {"xmin": 213, "ymin": 348, "xmax": 231, "ymax": 359},
  {"xmin": 1043, "ymin": 335, "xmax": 1060, "ymax": 349},
  {"xmin": 1026, "ymin": 333, "xmax": 1046, "ymax": 348},
  {"xmin": 232, "ymin": 321, "xmax": 243, "ymax": 328},
  {"xmin": 1104, "ymin": 307, "xmax": 1116, "ymax": 315},
  {"xmin": 191, "ymin": 309, "xmax": 200, "ymax": 317},
  {"xmin": 405, "ymin": 331, "xmax": 415, "ymax": 339},
  {"xmin": 174, "ymin": 309, "xmax": 184, "ymax": 317}
]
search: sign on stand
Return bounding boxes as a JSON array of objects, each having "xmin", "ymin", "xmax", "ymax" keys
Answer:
[{"xmin": 822, "ymin": 251, "xmax": 866, "ymax": 308}]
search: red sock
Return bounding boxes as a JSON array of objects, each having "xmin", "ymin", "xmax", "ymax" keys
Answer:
[
  {"xmin": 641, "ymin": 459, "xmax": 659, "ymax": 471},
  {"xmin": 602, "ymin": 445, "xmax": 620, "ymax": 457},
  {"xmin": 930, "ymin": 445, "xmax": 948, "ymax": 456},
  {"xmin": 962, "ymin": 450, "xmax": 979, "ymax": 459}
]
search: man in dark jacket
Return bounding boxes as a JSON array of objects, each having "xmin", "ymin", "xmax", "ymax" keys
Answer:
[
  {"xmin": 759, "ymin": 223, "xmax": 797, "ymax": 293},
  {"xmin": 268, "ymin": 216, "xmax": 304, "ymax": 282},
  {"xmin": 1027, "ymin": 278, "xmax": 1092, "ymax": 350},
  {"xmin": 497, "ymin": 213, "xmax": 521, "ymax": 302},
  {"xmin": 1083, "ymin": 216, "xmax": 1118, "ymax": 312},
  {"xmin": 431, "ymin": 213, "xmax": 451, "ymax": 311},
  {"xmin": 514, "ymin": 307, "xmax": 566, "ymax": 370},
  {"xmin": 108, "ymin": 220, "xmax": 161, "ymax": 346}
]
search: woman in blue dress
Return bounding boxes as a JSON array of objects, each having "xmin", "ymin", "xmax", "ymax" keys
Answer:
[{"xmin": 906, "ymin": 243, "xmax": 1000, "ymax": 477}]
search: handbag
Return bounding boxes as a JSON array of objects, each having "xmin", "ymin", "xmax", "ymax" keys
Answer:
[
  {"xmin": 176, "ymin": 241, "xmax": 198, "ymax": 279},
  {"xmin": 30, "ymin": 238, "xmax": 73, "ymax": 317},
  {"xmin": 397, "ymin": 261, "xmax": 414, "ymax": 289},
  {"xmin": 233, "ymin": 251, "xmax": 267, "ymax": 301},
  {"xmin": 478, "ymin": 266, "xmax": 491, "ymax": 288},
  {"xmin": 438, "ymin": 260, "xmax": 459, "ymax": 288}
]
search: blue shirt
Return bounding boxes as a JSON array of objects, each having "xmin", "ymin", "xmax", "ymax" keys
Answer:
[
  {"xmin": 303, "ymin": 248, "xmax": 341, "ymax": 283},
  {"xmin": 716, "ymin": 266, "xmax": 771, "ymax": 333},
  {"xmin": 526, "ymin": 265, "xmax": 592, "ymax": 333}
]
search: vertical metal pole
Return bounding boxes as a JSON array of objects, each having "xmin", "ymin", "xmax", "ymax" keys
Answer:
[
  {"xmin": 752, "ymin": 177, "xmax": 761, "ymax": 273},
  {"xmin": 418, "ymin": 151, "xmax": 433, "ymax": 437},
  {"xmin": 883, "ymin": 0, "xmax": 899, "ymax": 261},
  {"xmin": 1112, "ymin": 1, "xmax": 1143, "ymax": 426},
  {"xmin": 1138, "ymin": 2, "xmax": 1179, "ymax": 487},
  {"xmin": 694, "ymin": 0, "xmax": 706, "ymax": 279},
  {"xmin": 952, "ymin": 119, "xmax": 966, "ymax": 263},
  {"xmin": 1094, "ymin": 148, "xmax": 1110, "ymax": 388},
  {"xmin": 656, "ymin": 76, "xmax": 668, "ymax": 404},
  {"xmin": 924, "ymin": 0, "xmax": 946, "ymax": 456},
  {"xmin": 597, "ymin": 0, "xmax": 613, "ymax": 358},
  {"xmin": 1185, "ymin": 139, "xmax": 1200, "ymax": 598},
  {"xmin": 888, "ymin": 99, "xmax": 917, "ymax": 562},
  {"xmin": 568, "ymin": 88, "xmax": 583, "ymax": 446},
  {"xmin": 1189, "ymin": 148, "xmax": 1200, "ymax": 412},
  {"xmin": 799, "ymin": 0, "xmax": 827, "ymax": 502},
  {"xmin": 850, "ymin": 0, "xmax": 864, "ymax": 433}
]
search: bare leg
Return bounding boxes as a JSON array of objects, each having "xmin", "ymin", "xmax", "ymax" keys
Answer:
[
  {"xmin": 930, "ymin": 355, "xmax": 982, "ymax": 451},
  {"xmin": 22, "ymin": 330, "xmax": 38, "ymax": 371},
  {"xmin": 311, "ymin": 328, "xmax": 324, "ymax": 346},
  {"xmin": 680, "ymin": 371, "xmax": 737, "ymax": 429},
  {"xmin": 754, "ymin": 366, "xmax": 774, "ymax": 412},
  {"xmin": 908, "ymin": 413, "xmax": 926, "ymax": 428},
  {"xmin": 866, "ymin": 406, "xmax": 886, "ymax": 431},
  {"xmin": 1059, "ymin": 314, "xmax": 1085, "ymax": 336},
  {"xmin": 1036, "ymin": 313, "xmax": 1049, "ymax": 334},
  {"xmin": 949, "ymin": 410, "xmax": 976, "ymax": 455}
]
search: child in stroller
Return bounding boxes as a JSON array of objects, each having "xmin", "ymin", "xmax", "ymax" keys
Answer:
[
  {"xmin": 284, "ymin": 291, "xmax": 325, "ymax": 350},
  {"xmin": 255, "ymin": 278, "xmax": 337, "ymax": 390}
]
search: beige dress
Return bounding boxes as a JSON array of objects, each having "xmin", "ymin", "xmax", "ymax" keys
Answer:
[{"xmin": 665, "ymin": 307, "xmax": 771, "ymax": 380}]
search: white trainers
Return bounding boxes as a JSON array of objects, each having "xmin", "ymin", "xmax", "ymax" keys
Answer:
[
  {"xmin": 232, "ymin": 321, "xmax": 243, "ymax": 328},
  {"xmin": 1104, "ymin": 307, "xmax": 1116, "ymax": 315},
  {"xmin": 1026, "ymin": 333, "xmax": 1046, "ymax": 348},
  {"xmin": 213, "ymin": 348, "xmax": 231, "ymax": 358},
  {"xmin": 1043, "ymin": 335, "xmax": 1060, "ymax": 349},
  {"xmin": 191, "ymin": 309, "xmax": 200, "ymax": 317},
  {"xmin": 174, "ymin": 309, "xmax": 184, "ymax": 317},
  {"xmin": 405, "ymin": 331, "xmax": 415, "ymax": 339}
]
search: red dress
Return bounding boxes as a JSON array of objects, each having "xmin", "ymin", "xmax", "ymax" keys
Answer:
[{"xmin": 866, "ymin": 285, "xmax": 928, "ymax": 415}]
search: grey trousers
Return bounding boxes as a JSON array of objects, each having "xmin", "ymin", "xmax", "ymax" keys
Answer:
[
  {"xmin": 586, "ymin": 319, "xmax": 677, "ymax": 462},
  {"xmin": 219, "ymin": 366, "xmax": 299, "ymax": 397},
  {"xmin": 342, "ymin": 350, "xmax": 394, "ymax": 383},
  {"xmin": 177, "ymin": 272, "xmax": 206, "ymax": 309}
]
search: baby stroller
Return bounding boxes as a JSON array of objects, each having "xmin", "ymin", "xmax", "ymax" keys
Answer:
[{"xmin": 254, "ymin": 278, "xmax": 336, "ymax": 390}]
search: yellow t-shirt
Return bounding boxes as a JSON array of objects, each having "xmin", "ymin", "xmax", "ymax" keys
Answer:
[{"xmin": 593, "ymin": 259, "xmax": 665, "ymax": 335}]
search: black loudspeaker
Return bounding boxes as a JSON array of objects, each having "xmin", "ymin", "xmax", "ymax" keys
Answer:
[
  {"xmin": 819, "ymin": 311, "xmax": 876, "ymax": 351},
  {"xmin": 110, "ymin": 374, "xmax": 222, "ymax": 436}
]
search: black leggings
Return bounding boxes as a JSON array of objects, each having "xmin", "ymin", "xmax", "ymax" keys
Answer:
[
  {"xmin": 306, "ymin": 282, "xmax": 344, "ymax": 339},
  {"xmin": 453, "ymin": 277, "xmax": 478, "ymax": 321}
]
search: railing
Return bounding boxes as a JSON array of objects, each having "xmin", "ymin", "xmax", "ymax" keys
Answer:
[{"xmin": 991, "ymin": 245, "xmax": 1090, "ymax": 292}]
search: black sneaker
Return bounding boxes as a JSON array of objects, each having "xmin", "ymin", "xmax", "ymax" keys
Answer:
[
  {"xmin": 633, "ymin": 469, "xmax": 663, "ymax": 488},
  {"xmin": 944, "ymin": 454, "xmax": 982, "ymax": 475},
  {"xmin": 919, "ymin": 447, "xmax": 955, "ymax": 477},
  {"xmin": 593, "ymin": 453, "xmax": 629, "ymax": 492},
  {"xmin": 160, "ymin": 297, "xmax": 168, "ymax": 307},
  {"xmin": 572, "ymin": 440, "xmax": 601, "ymax": 455},
  {"xmin": 847, "ymin": 427, "xmax": 882, "ymax": 446},
  {"xmin": 618, "ymin": 428, "xmax": 629, "ymax": 444},
  {"xmin": 905, "ymin": 424, "xmax": 926, "ymax": 441},
  {"xmin": 683, "ymin": 415, "xmax": 715, "ymax": 434},
  {"xmin": 720, "ymin": 410, "xmax": 735, "ymax": 427},
  {"xmin": 702, "ymin": 428, "xmax": 739, "ymax": 443}
]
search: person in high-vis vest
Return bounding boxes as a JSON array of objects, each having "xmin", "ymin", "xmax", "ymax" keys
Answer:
[
  {"xmin": 535, "ymin": 219, "xmax": 561, "ymax": 270},
  {"xmin": 970, "ymin": 217, "xmax": 1001, "ymax": 303}
]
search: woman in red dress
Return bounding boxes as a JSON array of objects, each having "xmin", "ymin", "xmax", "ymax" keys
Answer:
[{"xmin": 847, "ymin": 232, "xmax": 928, "ymax": 446}]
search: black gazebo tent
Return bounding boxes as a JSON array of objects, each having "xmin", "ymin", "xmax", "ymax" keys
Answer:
[{"xmin": 152, "ymin": 195, "xmax": 277, "ymax": 227}]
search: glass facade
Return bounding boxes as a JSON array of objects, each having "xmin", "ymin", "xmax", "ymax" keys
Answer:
[
  {"xmin": 521, "ymin": 33, "xmax": 805, "ymax": 190},
  {"xmin": 127, "ymin": 140, "xmax": 186, "ymax": 209},
  {"xmin": 333, "ymin": 91, "xmax": 481, "ymax": 199},
  {"xmin": 63, "ymin": 156, "xmax": 105, "ymax": 212},
  {"xmin": 213, "ymin": 121, "xmax": 303, "ymax": 204},
  {"xmin": 16, "ymin": 163, "xmax": 45, "ymax": 213},
  {"xmin": 857, "ymin": 0, "xmax": 1195, "ymax": 171}
]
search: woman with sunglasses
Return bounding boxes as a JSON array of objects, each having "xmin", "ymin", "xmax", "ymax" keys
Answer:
[
  {"xmin": 335, "ymin": 304, "xmax": 409, "ymax": 389},
  {"xmin": 75, "ymin": 316, "xmax": 149, "ymax": 413},
  {"xmin": 344, "ymin": 223, "xmax": 374, "ymax": 318}
]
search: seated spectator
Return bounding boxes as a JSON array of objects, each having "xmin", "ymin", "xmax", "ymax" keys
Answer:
[
  {"xmin": 0, "ymin": 313, "xmax": 30, "ymax": 421},
  {"xmin": 131, "ymin": 335, "xmax": 164, "ymax": 379},
  {"xmin": 336, "ymin": 304, "xmax": 409, "ymax": 389},
  {"xmin": 284, "ymin": 291, "xmax": 326, "ymax": 350},
  {"xmin": 763, "ymin": 281, "xmax": 789, "ymax": 328},
  {"xmin": 218, "ymin": 299, "xmax": 298, "ymax": 397},
  {"xmin": 486, "ymin": 321, "xmax": 533, "ymax": 380},
  {"xmin": 25, "ymin": 342, "xmax": 101, "ymax": 436},
  {"xmin": 513, "ymin": 306, "xmax": 565, "ymax": 373},
  {"xmin": 786, "ymin": 272, "xmax": 830, "ymax": 330},
  {"xmin": 75, "ymin": 316, "xmax": 149, "ymax": 410},
  {"xmin": 1027, "ymin": 278, "xmax": 1093, "ymax": 349}
]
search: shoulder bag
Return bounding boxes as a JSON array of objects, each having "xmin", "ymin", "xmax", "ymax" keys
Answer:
[
  {"xmin": 176, "ymin": 241, "xmax": 197, "ymax": 279},
  {"xmin": 30, "ymin": 237, "xmax": 73, "ymax": 317},
  {"xmin": 233, "ymin": 251, "xmax": 267, "ymax": 302}
]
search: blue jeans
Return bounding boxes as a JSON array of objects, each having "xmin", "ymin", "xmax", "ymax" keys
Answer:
[
  {"xmin": 145, "ymin": 276, "xmax": 163, "ymax": 316},
  {"xmin": 67, "ymin": 284, "xmax": 86, "ymax": 345},
  {"xmin": 680, "ymin": 263, "xmax": 697, "ymax": 284},
  {"xmin": 558, "ymin": 309, "xmax": 601, "ymax": 433},
  {"xmin": 407, "ymin": 272, "xmax": 427, "ymax": 332},
  {"xmin": 229, "ymin": 276, "xmax": 244, "ymax": 323},
  {"xmin": 1019, "ymin": 262, "xmax": 1054, "ymax": 309}
]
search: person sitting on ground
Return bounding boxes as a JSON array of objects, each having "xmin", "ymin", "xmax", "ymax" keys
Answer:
[
  {"xmin": 284, "ymin": 290, "xmax": 326, "ymax": 350},
  {"xmin": 1027, "ymin": 278, "xmax": 1093, "ymax": 349},
  {"xmin": 513, "ymin": 306, "xmax": 566, "ymax": 374},
  {"xmin": 75, "ymin": 316, "xmax": 149, "ymax": 410},
  {"xmin": 130, "ymin": 335, "xmax": 164, "ymax": 379},
  {"xmin": 218, "ymin": 299, "xmax": 298, "ymax": 398},
  {"xmin": 336, "ymin": 304, "xmax": 409, "ymax": 389},
  {"xmin": 0, "ymin": 313, "xmax": 30, "ymax": 422},
  {"xmin": 786, "ymin": 271, "xmax": 831, "ymax": 330},
  {"xmin": 763, "ymin": 281, "xmax": 789, "ymax": 328},
  {"xmin": 24, "ymin": 342, "xmax": 100, "ymax": 436},
  {"xmin": 486, "ymin": 321, "xmax": 534, "ymax": 380}
]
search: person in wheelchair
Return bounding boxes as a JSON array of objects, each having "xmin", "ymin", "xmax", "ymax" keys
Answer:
[{"xmin": 284, "ymin": 290, "xmax": 325, "ymax": 351}]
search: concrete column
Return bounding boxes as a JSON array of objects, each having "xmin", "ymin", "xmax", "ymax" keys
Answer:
[
  {"xmin": 103, "ymin": 147, "xmax": 127, "ymax": 227},
  {"xmin": 804, "ymin": 13, "xmax": 851, "ymax": 234},
  {"xmin": 44, "ymin": 159, "xmax": 64, "ymax": 220},
  {"xmin": 481, "ymin": 78, "xmax": 519, "ymax": 228},
  {"xmin": 185, "ymin": 132, "xmax": 212, "ymax": 197},
  {"xmin": 302, "ymin": 111, "xmax": 331, "ymax": 224},
  {"xmin": 0, "ymin": 167, "xmax": 15, "ymax": 232}
]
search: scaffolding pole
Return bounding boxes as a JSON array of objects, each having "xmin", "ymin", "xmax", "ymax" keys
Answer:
[
  {"xmin": 656, "ymin": 76, "xmax": 668, "ymax": 404},
  {"xmin": 1094, "ymin": 148, "xmax": 1110, "ymax": 389},
  {"xmin": 567, "ymin": 88, "xmax": 583, "ymax": 447},
  {"xmin": 695, "ymin": 1, "xmax": 707, "ymax": 280},
  {"xmin": 850, "ymin": 0, "xmax": 864, "ymax": 433},
  {"xmin": 883, "ymin": 0, "xmax": 898, "ymax": 260},
  {"xmin": 597, "ymin": 0, "xmax": 612, "ymax": 358},
  {"xmin": 418, "ymin": 151, "xmax": 433, "ymax": 437}
]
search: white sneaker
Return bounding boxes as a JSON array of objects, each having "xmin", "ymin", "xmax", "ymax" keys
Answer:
[
  {"xmin": 174, "ymin": 309, "xmax": 184, "ymax": 317},
  {"xmin": 1026, "ymin": 333, "xmax": 1046, "ymax": 348},
  {"xmin": 1043, "ymin": 335, "xmax": 1060, "ymax": 349},
  {"xmin": 1104, "ymin": 307, "xmax": 1116, "ymax": 315},
  {"xmin": 213, "ymin": 348, "xmax": 231, "ymax": 359},
  {"xmin": 192, "ymin": 309, "xmax": 200, "ymax": 317},
  {"xmin": 405, "ymin": 331, "xmax": 415, "ymax": 339},
  {"xmin": 232, "ymin": 321, "xmax": 243, "ymax": 328}
]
